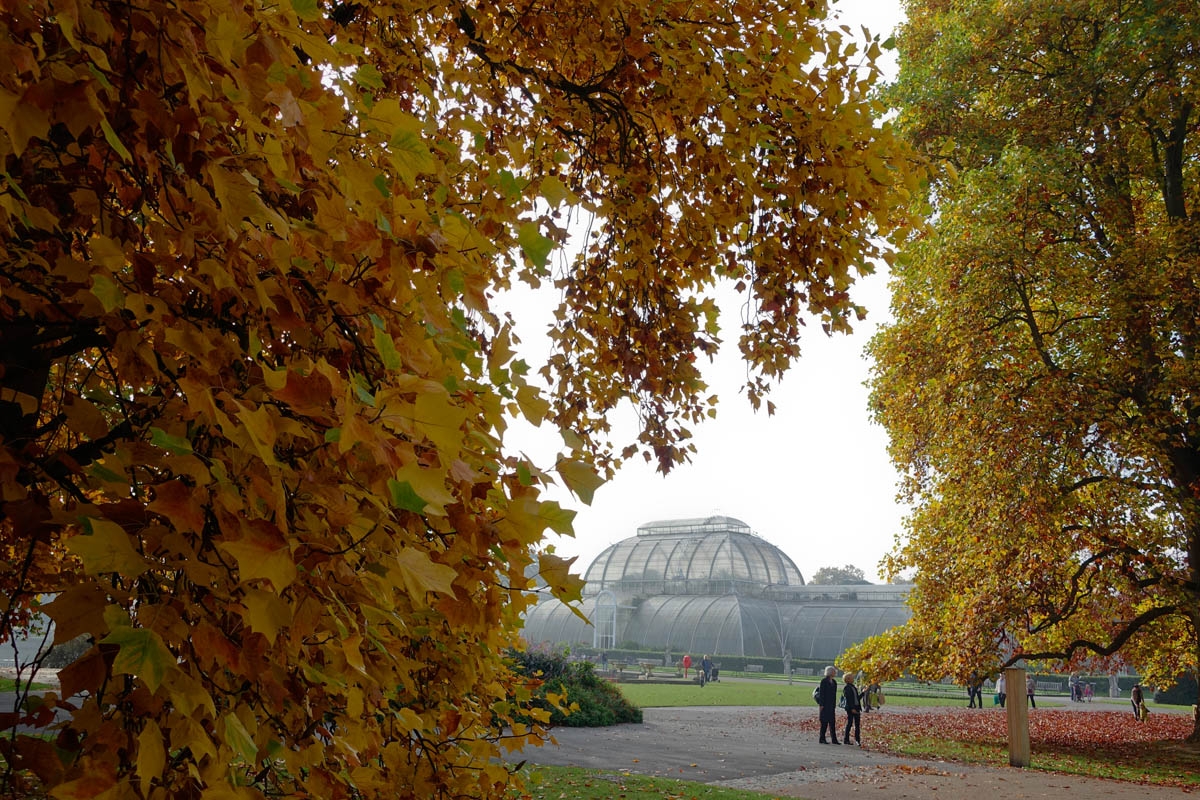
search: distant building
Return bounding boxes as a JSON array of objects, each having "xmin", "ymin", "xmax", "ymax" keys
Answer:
[{"xmin": 522, "ymin": 515, "xmax": 909, "ymax": 660}]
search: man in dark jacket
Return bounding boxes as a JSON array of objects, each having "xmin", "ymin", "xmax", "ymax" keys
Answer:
[{"xmin": 818, "ymin": 665, "xmax": 840, "ymax": 744}]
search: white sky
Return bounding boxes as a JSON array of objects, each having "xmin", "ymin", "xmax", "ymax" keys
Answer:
[{"xmin": 505, "ymin": 1, "xmax": 908, "ymax": 584}]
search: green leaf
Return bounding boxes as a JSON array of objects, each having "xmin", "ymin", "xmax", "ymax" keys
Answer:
[
  {"xmin": 355, "ymin": 64, "xmax": 386, "ymax": 91},
  {"xmin": 291, "ymin": 0, "xmax": 320, "ymax": 20},
  {"xmin": 91, "ymin": 275, "xmax": 124, "ymax": 312},
  {"xmin": 223, "ymin": 712, "xmax": 258, "ymax": 765},
  {"xmin": 149, "ymin": 427, "xmax": 193, "ymax": 455},
  {"xmin": 388, "ymin": 480, "xmax": 427, "ymax": 513},
  {"xmin": 374, "ymin": 328, "xmax": 402, "ymax": 370},
  {"xmin": 100, "ymin": 118, "xmax": 132, "ymax": 162},
  {"xmin": 538, "ymin": 500, "xmax": 576, "ymax": 535},
  {"xmin": 518, "ymin": 222, "xmax": 554, "ymax": 269},
  {"xmin": 101, "ymin": 626, "xmax": 174, "ymax": 692}
]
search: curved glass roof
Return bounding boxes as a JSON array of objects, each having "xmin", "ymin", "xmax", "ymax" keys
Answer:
[
  {"xmin": 582, "ymin": 516, "xmax": 804, "ymax": 596},
  {"xmin": 521, "ymin": 517, "xmax": 908, "ymax": 660},
  {"xmin": 521, "ymin": 594, "xmax": 909, "ymax": 660}
]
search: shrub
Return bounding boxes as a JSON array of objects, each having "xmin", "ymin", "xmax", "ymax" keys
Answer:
[{"xmin": 508, "ymin": 649, "xmax": 642, "ymax": 727}]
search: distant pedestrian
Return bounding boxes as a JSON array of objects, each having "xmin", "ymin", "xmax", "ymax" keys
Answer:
[
  {"xmin": 996, "ymin": 673, "xmax": 1007, "ymax": 708},
  {"xmin": 817, "ymin": 666, "xmax": 840, "ymax": 744},
  {"xmin": 967, "ymin": 673, "xmax": 984, "ymax": 708},
  {"xmin": 1026, "ymin": 674, "xmax": 1037, "ymax": 709},
  {"xmin": 842, "ymin": 672, "xmax": 863, "ymax": 746},
  {"xmin": 1131, "ymin": 683, "xmax": 1146, "ymax": 722},
  {"xmin": 863, "ymin": 680, "xmax": 880, "ymax": 712},
  {"xmin": 701, "ymin": 654, "xmax": 713, "ymax": 684},
  {"xmin": 682, "ymin": 654, "xmax": 692, "ymax": 679},
  {"xmin": 1084, "ymin": 682, "xmax": 1094, "ymax": 702}
]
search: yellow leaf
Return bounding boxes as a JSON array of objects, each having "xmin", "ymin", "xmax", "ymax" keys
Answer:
[
  {"xmin": 67, "ymin": 518, "xmax": 147, "ymax": 577},
  {"xmin": 414, "ymin": 391, "xmax": 469, "ymax": 460},
  {"xmin": 395, "ymin": 547, "xmax": 458, "ymax": 602},
  {"xmin": 556, "ymin": 459, "xmax": 605, "ymax": 505},
  {"xmin": 218, "ymin": 521, "xmax": 296, "ymax": 590},
  {"xmin": 241, "ymin": 588, "xmax": 292, "ymax": 644},
  {"xmin": 538, "ymin": 552, "xmax": 585, "ymax": 606},
  {"xmin": 342, "ymin": 634, "xmax": 367, "ymax": 674},
  {"xmin": 516, "ymin": 384, "xmax": 550, "ymax": 425},
  {"xmin": 137, "ymin": 719, "xmax": 166, "ymax": 797},
  {"xmin": 392, "ymin": 460, "xmax": 455, "ymax": 516}
]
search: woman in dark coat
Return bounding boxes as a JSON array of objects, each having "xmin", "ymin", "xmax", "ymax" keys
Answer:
[
  {"xmin": 818, "ymin": 665, "xmax": 840, "ymax": 744},
  {"xmin": 842, "ymin": 672, "xmax": 863, "ymax": 746}
]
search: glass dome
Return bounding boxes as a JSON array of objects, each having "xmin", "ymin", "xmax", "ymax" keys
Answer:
[
  {"xmin": 582, "ymin": 516, "xmax": 804, "ymax": 597},
  {"xmin": 520, "ymin": 518, "xmax": 909, "ymax": 660}
]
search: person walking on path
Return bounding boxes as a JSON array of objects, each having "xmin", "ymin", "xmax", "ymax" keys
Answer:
[
  {"xmin": 817, "ymin": 665, "xmax": 840, "ymax": 744},
  {"xmin": 842, "ymin": 672, "xmax": 863, "ymax": 746},
  {"xmin": 996, "ymin": 673, "xmax": 1007, "ymax": 708},
  {"xmin": 1026, "ymin": 674, "xmax": 1037, "ymax": 709},
  {"xmin": 682, "ymin": 654, "xmax": 692, "ymax": 680},
  {"xmin": 701, "ymin": 654, "xmax": 713, "ymax": 685}
]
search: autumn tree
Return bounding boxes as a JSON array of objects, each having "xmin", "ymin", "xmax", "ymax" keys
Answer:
[
  {"xmin": 840, "ymin": 0, "xmax": 1200, "ymax": 739},
  {"xmin": 0, "ymin": 0, "xmax": 917, "ymax": 797},
  {"xmin": 809, "ymin": 564, "xmax": 871, "ymax": 585}
]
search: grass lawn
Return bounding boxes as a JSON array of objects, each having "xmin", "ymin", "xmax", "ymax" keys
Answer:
[
  {"xmin": 514, "ymin": 765, "xmax": 779, "ymax": 800},
  {"xmin": 617, "ymin": 679, "xmax": 962, "ymax": 709},
  {"xmin": 0, "ymin": 677, "xmax": 52, "ymax": 692}
]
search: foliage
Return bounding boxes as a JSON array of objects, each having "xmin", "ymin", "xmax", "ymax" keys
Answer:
[
  {"xmin": 513, "ymin": 766, "xmax": 780, "ymax": 800},
  {"xmin": 1155, "ymin": 675, "xmax": 1199, "ymax": 706},
  {"xmin": 509, "ymin": 650, "xmax": 642, "ymax": 726},
  {"xmin": 0, "ymin": 0, "xmax": 917, "ymax": 797},
  {"xmin": 543, "ymin": 665, "xmax": 642, "ymax": 727},
  {"xmin": 768, "ymin": 708, "xmax": 1200, "ymax": 789},
  {"xmin": 809, "ymin": 564, "xmax": 871, "ymax": 585},
  {"xmin": 841, "ymin": 0, "xmax": 1200, "ymax": 740}
]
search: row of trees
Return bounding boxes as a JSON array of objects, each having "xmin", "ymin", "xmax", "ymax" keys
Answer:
[
  {"xmin": 843, "ymin": 0, "xmax": 1200, "ymax": 742},
  {"xmin": 0, "ymin": 0, "xmax": 917, "ymax": 797}
]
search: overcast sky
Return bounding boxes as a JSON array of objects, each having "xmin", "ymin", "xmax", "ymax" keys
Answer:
[{"xmin": 505, "ymin": 1, "xmax": 908, "ymax": 584}]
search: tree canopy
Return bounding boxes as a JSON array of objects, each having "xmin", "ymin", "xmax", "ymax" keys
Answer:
[
  {"xmin": 841, "ymin": 0, "xmax": 1200, "ymax": 739},
  {"xmin": 809, "ymin": 564, "xmax": 871, "ymax": 585},
  {"xmin": 0, "ymin": 0, "xmax": 917, "ymax": 796}
]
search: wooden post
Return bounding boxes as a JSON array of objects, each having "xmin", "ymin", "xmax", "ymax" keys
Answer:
[{"xmin": 1005, "ymin": 667, "xmax": 1030, "ymax": 767}]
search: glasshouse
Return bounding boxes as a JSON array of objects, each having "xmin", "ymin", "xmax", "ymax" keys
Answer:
[{"xmin": 523, "ymin": 516, "xmax": 909, "ymax": 661}]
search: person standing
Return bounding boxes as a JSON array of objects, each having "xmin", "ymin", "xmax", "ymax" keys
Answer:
[
  {"xmin": 1026, "ymin": 674, "xmax": 1037, "ymax": 708},
  {"xmin": 1131, "ymin": 683, "xmax": 1145, "ymax": 721},
  {"xmin": 818, "ymin": 666, "xmax": 840, "ymax": 744},
  {"xmin": 701, "ymin": 654, "xmax": 713, "ymax": 684},
  {"xmin": 996, "ymin": 672, "xmax": 1007, "ymax": 708},
  {"xmin": 682, "ymin": 653, "xmax": 692, "ymax": 680},
  {"xmin": 842, "ymin": 672, "xmax": 863, "ymax": 746},
  {"xmin": 967, "ymin": 673, "xmax": 983, "ymax": 708}
]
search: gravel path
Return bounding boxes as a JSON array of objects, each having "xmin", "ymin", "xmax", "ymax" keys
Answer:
[{"xmin": 514, "ymin": 705, "xmax": 1198, "ymax": 799}]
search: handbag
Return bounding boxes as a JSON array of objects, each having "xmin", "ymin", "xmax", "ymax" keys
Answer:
[{"xmin": 813, "ymin": 685, "xmax": 821, "ymax": 704}]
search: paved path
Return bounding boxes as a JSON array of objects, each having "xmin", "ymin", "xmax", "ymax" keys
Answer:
[{"xmin": 513, "ymin": 705, "xmax": 1198, "ymax": 800}]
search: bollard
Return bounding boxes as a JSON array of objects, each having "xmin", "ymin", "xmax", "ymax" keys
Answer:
[{"xmin": 1005, "ymin": 667, "xmax": 1030, "ymax": 767}]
